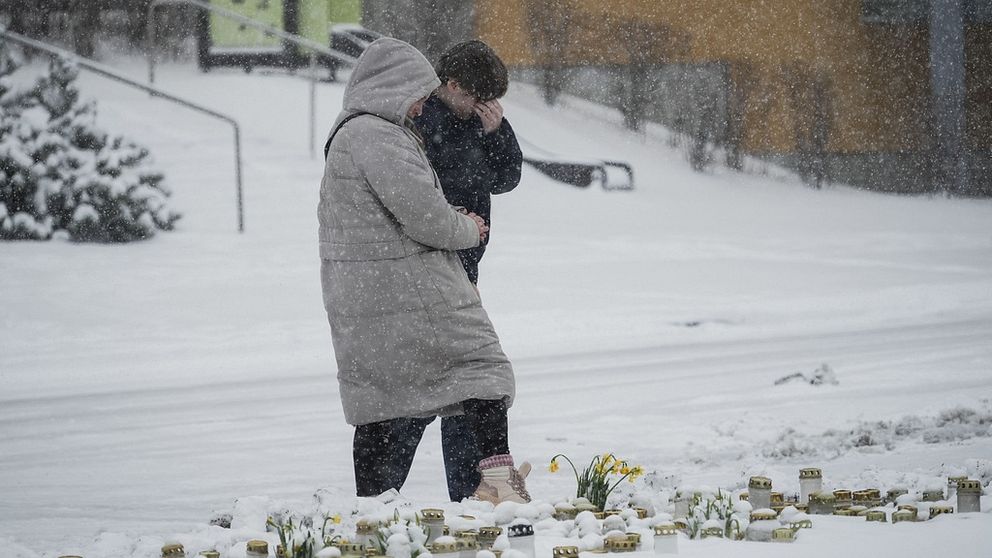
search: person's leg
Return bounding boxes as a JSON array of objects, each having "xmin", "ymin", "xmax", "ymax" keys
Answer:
[
  {"xmin": 386, "ymin": 416, "xmax": 434, "ymax": 490},
  {"xmin": 461, "ymin": 398, "xmax": 530, "ymax": 503},
  {"xmin": 440, "ymin": 415, "xmax": 482, "ymax": 501},
  {"xmin": 353, "ymin": 417, "xmax": 432, "ymax": 497},
  {"xmin": 353, "ymin": 420, "xmax": 394, "ymax": 497},
  {"xmin": 462, "ymin": 398, "xmax": 510, "ymax": 456}
]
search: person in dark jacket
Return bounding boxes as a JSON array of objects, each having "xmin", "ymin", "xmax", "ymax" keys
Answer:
[{"xmin": 387, "ymin": 40, "xmax": 526, "ymax": 502}]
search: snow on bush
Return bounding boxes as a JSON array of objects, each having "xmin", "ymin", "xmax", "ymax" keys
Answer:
[
  {"xmin": 0, "ymin": 43, "xmax": 180, "ymax": 242},
  {"xmin": 762, "ymin": 403, "xmax": 992, "ymax": 460}
]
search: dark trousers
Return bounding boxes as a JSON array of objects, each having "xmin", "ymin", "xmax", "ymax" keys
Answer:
[{"xmin": 353, "ymin": 398, "xmax": 508, "ymax": 500}]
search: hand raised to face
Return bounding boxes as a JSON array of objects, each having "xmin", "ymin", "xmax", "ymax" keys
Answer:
[{"xmin": 474, "ymin": 100, "xmax": 504, "ymax": 134}]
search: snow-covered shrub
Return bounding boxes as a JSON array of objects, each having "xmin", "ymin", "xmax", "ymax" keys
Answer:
[{"xmin": 0, "ymin": 44, "xmax": 180, "ymax": 242}]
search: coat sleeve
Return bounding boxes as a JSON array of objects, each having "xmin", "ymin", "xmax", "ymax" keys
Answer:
[
  {"xmin": 481, "ymin": 118, "xmax": 523, "ymax": 195},
  {"xmin": 351, "ymin": 121, "xmax": 480, "ymax": 251}
]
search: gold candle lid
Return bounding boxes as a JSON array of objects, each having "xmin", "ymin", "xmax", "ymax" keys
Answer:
[
  {"xmin": 606, "ymin": 539, "xmax": 636, "ymax": 552},
  {"xmin": 865, "ymin": 511, "xmax": 887, "ymax": 522},
  {"xmin": 553, "ymin": 546, "xmax": 580, "ymax": 558},
  {"xmin": 625, "ymin": 533, "xmax": 641, "ymax": 544},
  {"xmin": 770, "ymin": 491, "xmax": 784, "ymax": 503},
  {"xmin": 459, "ymin": 515, "xmax": 476, "ymax": 520},
  {"xmin": 162, "ymin": 544, "xmax": 185, "ymax": 557},
  {"xmin": 789, "ymin": 519, "xmax": 813, "ymax": 529},
  {"xmin": 454, "ymin": 530, "xmax": 478, "ymax": 540},
  {"xmin": 833, "ymin": 509, "xmax": 857, "ymax": 517},
  {"xmin": 337, "ymin": 543, "xmax": 365, "ymax": 554},
  {"xmin": 892, "ymin": 509, "xmax": 915, "ymax": 522},
  {"xmin": 833, "ymin": 489, "xmax": 852, "ymax": 499},
  {"xmin": 420, "ymin": 508, "xmax": 445, "ymax": 521},
  {"xmin": 808, "ymin": 491, "xmax": 836, "ymax": 502},
  {"xmin": 603, "ymin": 509, "xmax": 623, "ymax": 517},
  {"xmin": 634, "ymin": 507, "xmax": 649, "ymax": 519},
  {"xmin": 948, "ymin": 475, "xmax": 968, "ymax": 484},
  {"xmin": 673, "ymin": 519, "xmax": 689, "ymax": 531},
  {"xmin": 479, "ymin": 527, "xmax": 503, "ymax": 538},
  {"xmin": 957, "ymin": 479, "xmax": 982, "ymax": 492},
  {"xmin": 654, "ymin": 523, "xmax": 677, "ymax": 536},
  {"xmin": 930, "ymin": 505, "xmax": 954, "ymax": 516},
  {"xmin": 365, "ymin": 547, "xmax": 381, "ymax": 557},
  {"xmin": 357, "ymin": 519, "xmax": 378, "ymax": 533},
  {"xmin": 430, "ymin": 541, "xmax": 459, "ymax": 554},
  {"xmin": 853, "ymin": 490, "xmax": 871, "ymax": 502},
  {"xmin": 749, "ymin": 476, "xmax": 772, "ymax": 489},
  {"xmin": 247, "ymin": 540, "xmax": 269, "ymax": 553},
  {"xmin": 799, "ymin": 468, "xmax": 822, "ymax": 479},
  {"xmin": 750, "ymin": 510, "xmax": 777, "ymax": 521},
  {"xmin": 700, "ymin": 527, "xmax": 723, "ymax": 538},
  {"xmin": 738, "ymin": 492, "xmax": 750, "ymax": 501},
  {"xmin": 922, "ymin": 489, "xmax": 944, "ymax": 500},
  {"xmin": 771, "ymin": 528, "xmax": 795, "ymax": 542},
  {"xmin": 592, "ymin": 511, "xmax": 606, "ymax": 520},
  {"xmin": 199, "ymin": 551, "xmax": 220, "ymax": 558}
]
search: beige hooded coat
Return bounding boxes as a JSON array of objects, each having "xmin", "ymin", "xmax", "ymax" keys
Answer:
[{"xmin": 319, "ymin": 38, "xmax": 515, "ymax": 426}]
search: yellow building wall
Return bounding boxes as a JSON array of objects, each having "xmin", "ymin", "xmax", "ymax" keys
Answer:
[{"xmin": 478, "ymin": 0, "xmax": 987, "ymax": 156}]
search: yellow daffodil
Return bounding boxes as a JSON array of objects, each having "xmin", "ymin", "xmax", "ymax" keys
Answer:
[
  {"xmin": 550, "ymin": 458, "xmax": 560, "ymax": 473},
  {"xmin": 331, "ymin": 514, "xmax": 342, "ymax": 524},
  {"xmin": 620, "ymin": 465, "xmax": 631, "ymax": 475}
]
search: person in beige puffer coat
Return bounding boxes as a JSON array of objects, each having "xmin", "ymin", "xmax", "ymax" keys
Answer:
[{"xmin": 318, "ymin": 37, "xmax": 530, "ymax": 503}]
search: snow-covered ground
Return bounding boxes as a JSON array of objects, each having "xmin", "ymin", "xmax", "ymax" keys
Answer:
[{"xmin": 1, "ymin": 57, "xmax": 991, "ymax": 557}]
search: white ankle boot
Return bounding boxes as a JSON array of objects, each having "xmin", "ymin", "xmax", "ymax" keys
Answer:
[{"xmin": 473, "ymin": 456, "xmax": 532, "ymax": 504}]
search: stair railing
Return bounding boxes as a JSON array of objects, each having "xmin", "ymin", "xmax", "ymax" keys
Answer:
[
  {"xmin": 1, "ymin": 27, "xmax": 247, "ymax": 233},
  {"xmin": 146, "ymin": 0, "xmax": 358, "ymax": 158}
]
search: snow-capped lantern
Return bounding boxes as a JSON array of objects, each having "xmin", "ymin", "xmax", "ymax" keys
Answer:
[
  {"xmin": 746, "ymin": 510, "xmax": 779, "ymax": 542},
  {"xmin": 771, "ymin": 528, "xmax": 795, "ymax": 543},
  {"xmin": 673, "ymin": 489, "xmax": 691, "ymax": 518},
  {"xmin": 886, "ymin": 488, "xmax": 909, "ymax": 504},
  {"xmin": 770, "ymin": 491, "xmax": 785, "ymax": 513},
  {"xmin": 956, "ymin": 479, "xmax": 982, "ymax": 513},
  {"xmin": 554, "ymin": 502, "xmax": 578, "ymax": 520},
  {"xmin": 606, "ymin": 538, "xmax": 636, "ymax": 553},
  {"xmin": 929, "ymin": 505, "xmax": 954, "ymax": 519},
  {"xmin": 807, "ymin": 492, "xmax": 836, "ymax": 515},
  {"xmin": 430, "ymin": 538, "xmax": 460, "ymax": 558},
  {"xmin": 799, "ymin": 468, "xmax": 822, "ymax": 504},
  {"xmin": 553, "ymin": 546, "xmax": 579, "ymax": 558},
  {"xmin": 853, "ymin": 490, "xmax": 872, "ymax": 509},
  {"xmin": 603, "ymin": 514, "xmax": 626, "ymax": 534},
  {"xmin": 479, "ymin": 527, "xmax": 502, "ymax": 549},
  {"xmin": 867, "ymin": 489, "xmax": 883, "ymax": 508},
  {"xmin": 748, "ymin": 477, "xmax": 772, "ymax": 511},
  {"xmin": 897, "ymin": 504, "xmax": 920, "ymax": 521},
  {"xmin": 865, "ymin": 510, "xmax": 887, "ymax": 523},
  {"xmin": 700, "ymin": 524, "xmax": 723, "ymax": 539},
  {"xmin": 624, "ymin": 533, "xmax": 642, "ymax": 549},
  {"xmin": 892, "ymin": 509, "xmax": 916, "ymax": 523},
  {"xmin": 921, "ymin": 489, "xmax": 944, "ymax": 502},
  {"xmin": 420, "ymin": 509, "xmax": 445, "ymax": 545},
  {"xmin": 246, "ymin": 540, "xmax": 269, "ymax": 558},
  {"xmin": 832, "ymin": 489, "xmax": 852, "ymax": 509},
  {"xmin": 652, "ymin": 523, "xmax": 678, "ymax": 555},
  {"xmin": 161, "ymin": 543, "xmax": 186, "ymax": 557},
  {"xmin": 356, "ymin": 519, "xmax": 379, "ymax": 548},
  {"xmin": 507, "ymin": 523, "xmax": 535, "ymax": 558},
  {"xmin": 455, "ymin": 531, "xmax": 479, "ymax": 558},
  {"xmin": 947, "ymin": 476, "xmax": 968, "ymax": 502}
]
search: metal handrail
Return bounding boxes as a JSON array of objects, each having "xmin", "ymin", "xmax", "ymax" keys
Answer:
[
  {"xmin": 0, "ymin": 27, "xmax": 246, "ymax": 233},
  {"xmin": 146, "ymin": 0, "xmax": 359, "ymax": 157}
]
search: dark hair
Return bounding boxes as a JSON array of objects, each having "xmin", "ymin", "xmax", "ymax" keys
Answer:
[{"xmin": 434, "ymin": 40, "xmax": 509, "ymax": 102}]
